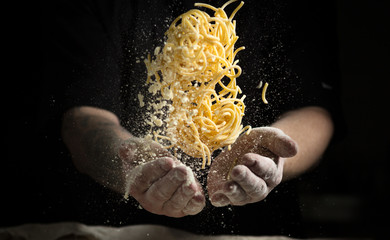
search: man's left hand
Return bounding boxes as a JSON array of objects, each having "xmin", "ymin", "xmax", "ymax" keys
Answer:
[{"xmin": 207, "ymin": 127, "xmax": 298, "ymax": 207}]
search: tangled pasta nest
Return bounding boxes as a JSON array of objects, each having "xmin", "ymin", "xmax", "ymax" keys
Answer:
[{"xmin": 142, "ymin": 0, "xmax": 251, "ymax": 169}]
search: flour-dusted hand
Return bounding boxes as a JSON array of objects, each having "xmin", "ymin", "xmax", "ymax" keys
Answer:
[
  {"xmin": 207, "ymin": 127, "xmax": 298, "ymax": 207},
  {"xmin": 118, "ymin": 138, "xmax": 205, "ymax": 218}
]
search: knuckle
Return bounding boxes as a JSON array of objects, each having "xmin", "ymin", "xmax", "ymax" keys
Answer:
[
  {"xmin": 152, "ymin": 187, "xmax": 172, "ymax": 202},
  {"xmin": 140, "ymin": 200, "xmax": 160, "ymax": 214},
  {"xmin": 231, "ymin": 165, "xmax": 247, "ymax": 181},
  {"xmin": 165, "ymin": 198, "xmax": 186, "ymax": 211},
  {"xmin": 247, "ymin": 180, "xmax": 267, "ymax": 198},
  {"xmin": 170, "ymin": 167, "xmax": 187, "ymax": 182},
  {"xmin": 268, "ymin": 173, "xmax": 282, "ymax": 187},
  {"xmin": 223, "ymin": 182, "xmax": 239, "ymax": 196}
]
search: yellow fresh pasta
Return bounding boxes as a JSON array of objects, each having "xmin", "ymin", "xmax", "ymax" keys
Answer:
[
  {"xmin": 143, "ymin": 0, "xmax": 251, "ymax": 169},
  {"xmin": 262, "ymin": 82, "xmax": 269, "ymax": 104}
]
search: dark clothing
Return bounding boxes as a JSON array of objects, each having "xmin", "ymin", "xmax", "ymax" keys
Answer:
[
  {"xmin": 43, "ymin": 0, "xmax": 341, "ymax": 131},
  {"xmin": 6, "ymin": 0, "xmax": 340, "ymax": 237}
]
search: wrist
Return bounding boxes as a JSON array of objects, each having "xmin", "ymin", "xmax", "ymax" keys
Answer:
[
  {"xmin": 118, "ymin": 137, "xmax": 144, "ymax": 167},
  {"xmin": 118, "ymin": 137, "xmax": 173, "ymax": 168}
]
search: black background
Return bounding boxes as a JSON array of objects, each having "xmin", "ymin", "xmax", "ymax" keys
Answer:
[
  {"xmin": 4, "ymin": 0, "xmax": 390, "ymax": 238},
  {"xmin": 296, "ymin": 0, "xmax": 390, "ymax": 238}
]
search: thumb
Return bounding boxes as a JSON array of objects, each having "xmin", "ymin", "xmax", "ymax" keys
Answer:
[{"xmin": 247, "ymin": 127, "xmax": 298, "ymax": 158}]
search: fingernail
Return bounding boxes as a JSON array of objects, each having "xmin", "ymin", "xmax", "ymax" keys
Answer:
[
  {"xmin": 183, "ymin": 197, "xmax": 204, "ymax": 215},
  {"xmin": 232, "ymin": 167, "xmax": 246, "ymax": 181},
  {"xmin": 224, "ymin": 182, "xmax": 238, "ymax": 194},
  {"xmin": 174, "ymin": 168, "xmax": 187, "ymax": 181},
  {"xmin": 182, "ymin": 184, "xmax": 196, "ymax": 196},
  {"xmin": 211, "ymin": 193, "xmax": 230, "ymax": 207},
  {"xmin": 193, "ymin": 192, "xmax": 205, "ymax": 203},
  {"xmin": 159, "ymin": 158, "xmax": 174, "ymax": 171}
]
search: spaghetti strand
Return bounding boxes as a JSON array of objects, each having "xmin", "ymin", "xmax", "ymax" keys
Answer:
[{"xmin": 142, "ymin": 1, "xmax": 250, "ymax": 169}]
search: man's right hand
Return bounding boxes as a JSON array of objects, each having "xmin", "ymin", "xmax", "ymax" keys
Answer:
[{"xmin": 119, "ymin": 139, "xmax": 205, "ymax": 218}]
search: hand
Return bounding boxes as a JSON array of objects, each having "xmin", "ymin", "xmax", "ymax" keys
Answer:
[
  {"xmin": 118, "ymin": 138, "xmax": 205, "ymax": 217},
  {"xmin": 207, "ymin": 127, "xmax": 298, "ymax": 207}
]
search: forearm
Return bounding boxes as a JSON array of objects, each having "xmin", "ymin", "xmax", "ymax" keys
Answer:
[
  {"xmin": 61, "ymin": 106, "xmax": 133, "ymax": 193},
  {"xmin": 271, "ymin": 106, "xmax": 334, "ymax": 181}
]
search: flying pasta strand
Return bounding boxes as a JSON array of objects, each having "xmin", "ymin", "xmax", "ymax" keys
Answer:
[{"xmin": 143, "ymin": 0, "xmax": 251, "ymax": 169}]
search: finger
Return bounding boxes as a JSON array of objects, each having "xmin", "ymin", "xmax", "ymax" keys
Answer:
[
  {"xmin": 230, "ymin": 165, "xmax": 268, "ymax": 200},
  {"xmin": 210, "ymin": 180, "xmax": 249, "ymax": 206},
  {"xmin": 183, "ymin": 192, "xmax": 205, "ymax": 215},
  {"xmin": 240, "ymin": 153, "xmax": 279, "ymax": 183},
  {"xmin": 254, "ymin": 127, "xmax": 298, "ymax": 158},
  {"xmin": 240, "ymin": 154, "xmax": 284, "ymax": 187},
  {"xmin": 222, "ymin": 181, "xmax": 249, "ymax": 205},
  {"xmin": 210, "ymin": 193, "xmax": 230, "ymax": 207},
  {"xmin": 207, "ymin": 156, "xmax": 230, "ymax": 196},
  {"xmin": 128, "ymin": 157, "xmax": 174, "ymax": 196},
  {"xmin": 161, "ymin": 168, "xmax": 199, "ymax": 215},
  {"xmin": 145, "ymin": 165, "xmax": 189, "ymax": 204},
  {"xmin": 161, "ymin": 184, "xmax": 196, "ymax": 217}
]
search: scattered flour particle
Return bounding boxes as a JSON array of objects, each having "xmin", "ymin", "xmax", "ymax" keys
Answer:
[
  {"xmin": 163, "ymin": 87, "xmax": 173, "ymax": 100},
  {"xmin": 124, "ymin": 167, "xmax": 144, "ymax": 199},
  {"xmin": 154, "ymin": 46, "xmax": 161, "ymax": 56},
  {"xmin": 153, "ymin": 118, "xmax": 163, "ymax": 127},
  {"xmin": 256, "ymin": 80, "xmax": 263, "ymax": 89},
  {"xmin": 185, "ymin": 166, "xmax": 196, "ymax": 187},
  {"xmin": 138, "ymin": 93, "xmax": 145, "ymax": 107},
  {"xmin": 181, "ymin": 96, "xmax": 189, "ymax": 103},
  {"xmin": 148, "ymin": 82, "xmax": 161, "ymax": 95}
]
